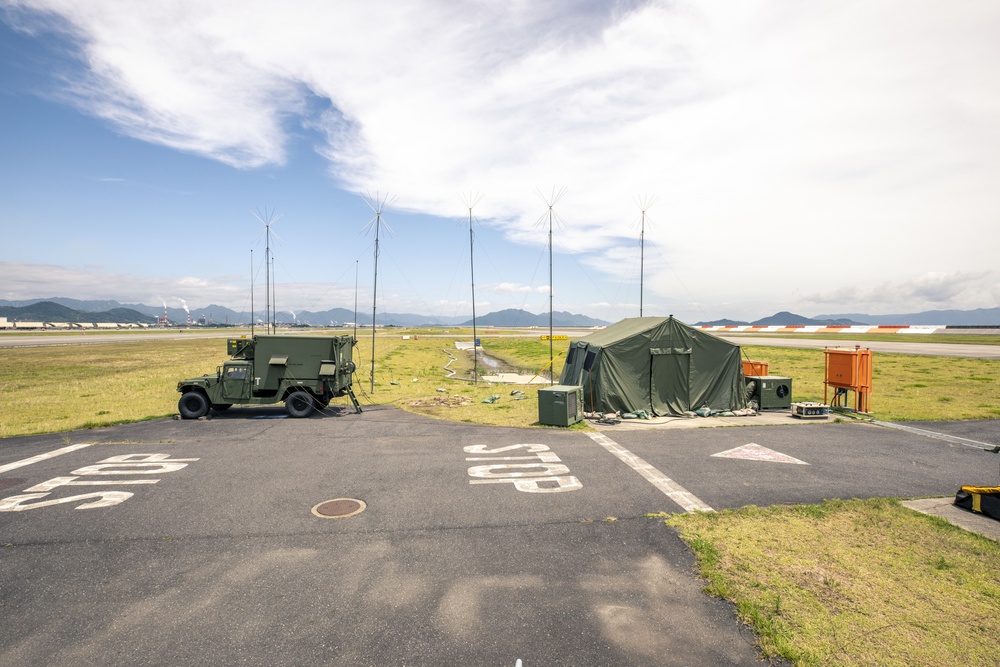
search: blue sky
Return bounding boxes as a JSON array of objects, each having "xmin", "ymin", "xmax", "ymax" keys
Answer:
[{"xmin": 2, "ymin": 1, "xmax": 999, "ymax": 323}]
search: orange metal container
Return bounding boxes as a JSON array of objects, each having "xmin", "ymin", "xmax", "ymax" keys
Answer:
[
  {"xmin": 826, "ymin": 351, "xmax": 861, "ymax": 386},
  {"xmin": 742, "ymin": 360, "xmax": 769, "ymax": 376},
  {"xmin": 824, "ymin": 347, "xmax": 872, "ymax": 413}
]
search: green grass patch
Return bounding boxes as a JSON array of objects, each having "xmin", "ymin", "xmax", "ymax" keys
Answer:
[
  {"xmin": 0, "ymin": 338, "xmax": 222, "ymax": 438},
  {"xmin": 1, "ymin": 332, "xmax": 998, "ymax": 437},
  {"xmin": 0, "ymin": 333, "xmax": 573, "ymax": 437},
  {"xmin": 666, "ymin": 498, "xmax": 1000, "ymax": 666},
  {"xmin": 742, "ymin": 346, "xmax": 1000, "ymax": 421},
  {"xmin": 348, "ymin": 334, "xmax": 574, "ymax": 428}
]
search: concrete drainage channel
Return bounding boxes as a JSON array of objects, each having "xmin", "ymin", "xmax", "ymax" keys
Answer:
[{"xmin": 311, "ymin": 498, "xmax": 367, "ymax": 519}]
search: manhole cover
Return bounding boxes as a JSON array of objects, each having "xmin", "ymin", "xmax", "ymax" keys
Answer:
[
  {"xmin": 0, "ymin": 478, "xmax": 26, "ymax": 492},
  {"xmin": 311, "ymin": 498, "xmax": 366, "ymax": 519}
]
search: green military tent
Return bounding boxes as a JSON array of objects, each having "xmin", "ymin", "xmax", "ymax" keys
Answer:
[{"xmin": 559, "ymin": 316, "xmax": 747, "ymax": 416}]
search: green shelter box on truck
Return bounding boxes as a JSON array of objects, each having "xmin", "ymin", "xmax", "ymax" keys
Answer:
[{"xmin": 177, "ymin": 334, "xmax": 359, "ymax": 419}]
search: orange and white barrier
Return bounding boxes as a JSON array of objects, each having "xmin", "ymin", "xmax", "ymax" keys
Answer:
[{"xmin": 700, "ymin": 324, "xmax": 942, "ymax": 334}]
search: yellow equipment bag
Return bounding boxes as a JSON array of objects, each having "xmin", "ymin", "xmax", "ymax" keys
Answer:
[{"xmin": 955, "ymin": 486, "xmax": 1000, "ymax": 520}]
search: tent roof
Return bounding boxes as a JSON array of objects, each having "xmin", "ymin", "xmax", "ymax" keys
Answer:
[
  {"xmin": 561, "ymin": 315, "xmax": 746, "ymax": 416},
  {"xmin": 574, "ymin": 316, "xmax": 688, "ymax": 347},
  {"xmin": 574, "ymin": 317, "xmax": 668, "ymax": 346}
]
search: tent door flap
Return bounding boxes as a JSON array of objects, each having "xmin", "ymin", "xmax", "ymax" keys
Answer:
[{"xmin": 650, "ymin": 348, "xmax": 691, "ymax": 415}]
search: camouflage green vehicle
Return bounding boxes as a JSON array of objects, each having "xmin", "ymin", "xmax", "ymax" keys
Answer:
[{"xmin": 176, "ymin": 334, "xmax": 359, "ymax": 419}]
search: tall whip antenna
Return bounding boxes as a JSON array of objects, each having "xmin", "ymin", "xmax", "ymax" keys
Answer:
[
  {"xmin": 361, "ymin": 192, "xmax": 396, "ymax": 392},
  {"xmin": 633, "ymin": 195, "xmax": 657, "ymax": 317},
  {"xmin": 535, "ymin": 186, "xmax": 568, "ymax": 384},
  {"xmin": 460, "ymin": 192, "xmax": 484, "ymax": 383},
  {"xmin": 251, "ymin": 207, "xmax": 283, "ymax": 335},
  {"xmin": 250, "ymin": 248, "xmax": 255, "ymax": 336}
]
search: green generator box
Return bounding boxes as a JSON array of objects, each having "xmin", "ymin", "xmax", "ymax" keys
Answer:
[
  {"xmin": 538, "ymin": 384, "xmax": 583, "ymax": 426},
  {"xmin": 745, "ymin": 375, "xmax": 793, "ymax": 410}
]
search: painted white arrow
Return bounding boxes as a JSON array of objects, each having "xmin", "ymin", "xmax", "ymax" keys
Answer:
[{"xmin": 711, "ymin": 443, "xmax": 809, "ymax": 465}]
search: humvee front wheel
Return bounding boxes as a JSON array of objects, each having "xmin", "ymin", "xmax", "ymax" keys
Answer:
[
  {"xmin": 179, "ymin": 391, "xmax": 210, "ymax": 419},
  {"xmin": 285, "ymin": 391, "xmax": 315, "ymax": 418}
]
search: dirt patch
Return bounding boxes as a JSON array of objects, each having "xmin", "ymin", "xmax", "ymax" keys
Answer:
[{"xmin": 408, "ymin": 395, "xmax": 474, "ymax": 408}]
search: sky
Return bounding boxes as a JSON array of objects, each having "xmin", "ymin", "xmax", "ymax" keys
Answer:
[{"xmin": 1, "ymin": 0, "xmax": 999, "ymax": 324}]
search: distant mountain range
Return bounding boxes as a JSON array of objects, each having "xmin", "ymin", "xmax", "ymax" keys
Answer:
[
  {"xmin": 4, "ymin": 298, "xmax": 997, "ymax": 327},
  {"xmin": 462, "ymin": 308, "xmax": 608, "ymax": 327},
  {"xmin": 0, "ymin": 298, "xmax": 610, "ymax": 328},
  {"xmin": 812, "ymin": 307, "xmax": 1000, "ymax": 326},
  {"xmin": 696, "ymin": 307, "xmax": 1000, "ymax": 327},
  {"xmin": 696, "ymin": 311, "xmax": 866, "ymax": 326},
  {"xmin": 0, "ymin": 301, "xmax": 156, "ymax": 324}
]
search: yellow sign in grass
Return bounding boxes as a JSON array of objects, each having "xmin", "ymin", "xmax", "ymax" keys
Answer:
[{"xmin": 540, "ymin": 335, "xmax": 568, "ymax": 340}]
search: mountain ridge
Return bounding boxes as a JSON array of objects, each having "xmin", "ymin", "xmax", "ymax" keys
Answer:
[
  {"xmin": 3, "ymin": 298, "xmax": 998, "ymax": 327},
  {"xmin": 0, "ymin": 298, "xmax": 610, "ymax": 327},
  {"xmin": 0, "ymin": 301, "xmax": 156, "ymax": 324}
]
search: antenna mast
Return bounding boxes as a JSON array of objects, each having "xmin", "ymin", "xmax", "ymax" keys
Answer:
[
  {"xmin": 536, "ymin": 187, "xmax": 567, "ymax": 384},
  {"xmin": 640, "ymin": 210, "xmax": 645, "ymax": 317},
  {"xmin": 362, "ymin": 192, "xmax": 396, "ymax": 392},
  {"xmin": 251, "ymin": 207, "xmax": 282, "ymax": 335},
  {"xmin": 634, "ymin": 196, "xmax": 656, "ymax": 318},
  {"xmin": 250, "ymin": 248, "xmax": 255, "ymax": 336},
  {"xmin": 461, "ymin": 193, "xmax": 483, "ymax": 383},
  {"xmin": 353, "ymin": 259, "xmax": 358, "ymax": 343}
]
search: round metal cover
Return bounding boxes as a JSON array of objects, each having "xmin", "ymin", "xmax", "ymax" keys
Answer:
[{"xmin": 311, "ymin": 498, "xmax": 366, "ymax": 519}]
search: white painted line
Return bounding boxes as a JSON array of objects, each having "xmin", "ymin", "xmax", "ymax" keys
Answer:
[
  {"xmin": 872, "ymin": 421, "xmax": 999, "ymax": 451},
  {"xmin": 0, "ymin": 443, "xmax": 92, "ymax": 474},
  {"xmin": 25, "ymin": 477, "xmax": 160, "ymax": 492},
  {"xmin": 586, "ymin": 432, "xmax": 713, "ymax": 513}
]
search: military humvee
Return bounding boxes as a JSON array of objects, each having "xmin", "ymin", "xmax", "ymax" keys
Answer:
[{"xmin": 176, "ymin": 334, "xmax": 359, "ymax": 418}]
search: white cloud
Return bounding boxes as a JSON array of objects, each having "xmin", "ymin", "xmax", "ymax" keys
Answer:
[
  {"xmin": 489, "ymin": 282, "xmax": 549, "ymax": 295},
  {"xmin": 802, "ymin": 271, "xmax": 997, "ymax": 314},
  {"xmin": 4, "ymin": 0, "xmax": 1000, "ymax": 318},
  {"xmin": 0, "ymin": 261, "xmax": 359, "ymax": 312},
  {"xmin": 0, "ymin": 261, "xmax": 236, "ymax": 305}
]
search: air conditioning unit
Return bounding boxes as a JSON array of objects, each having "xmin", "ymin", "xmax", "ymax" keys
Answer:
[
  {"xmin": 538, "ymin": 384, "xmax": 583, "ymax": 426},
  {"xmin": 745, "ymin": 375, "xmax": 793, "ymax": 410}
]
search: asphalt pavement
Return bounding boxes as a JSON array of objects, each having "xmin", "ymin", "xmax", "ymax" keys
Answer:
[{"xmin": 1, "ymin": 407, "xmax": 998, "ymax": 666}]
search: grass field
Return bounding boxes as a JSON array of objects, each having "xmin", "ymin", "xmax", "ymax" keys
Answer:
[
  {"xmin": 742, "ymin": 345, "xmax": 1000, "ymax": 421},
  {"xmin": 0, "ymin": 332, "xmax": 574, "ymax": 438},
  {"xmin": 664, "ymin": 499, "xmax": 1000, "ymax": 666},
  {"xmin": 345, "ymin": 333, "xmax": 575, "ymax": 428},
  {"xmin": 0, "ymin": 338, "xmax": 222, "ymax": 438},
  {"xmin": 1, "ymin": 332, "xmax": 999, "ymax": 437}
]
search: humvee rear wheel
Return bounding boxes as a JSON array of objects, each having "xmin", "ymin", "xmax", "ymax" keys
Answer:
[
  {"xmin": 285, "ymin": 391, "xmax": 315, "ymax": 418},
  {"xmin": 179, "ymin": 391, "xmax": 210, "ymax": 419}
]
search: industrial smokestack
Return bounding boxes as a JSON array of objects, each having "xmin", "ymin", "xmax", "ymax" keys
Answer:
[{"xmin": 175, "ymin": 298, "xmax": 191, "ymax": 327}]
